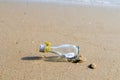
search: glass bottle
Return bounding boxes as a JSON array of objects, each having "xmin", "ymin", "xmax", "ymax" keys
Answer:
[{"xmin": 40, "ymin": 42, "xmax": 80, "ymax": 61}]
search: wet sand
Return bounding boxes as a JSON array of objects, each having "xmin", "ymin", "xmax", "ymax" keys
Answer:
[{"xmin": 0, "ymin": 2, "xmax": 120, "ymax": 80}]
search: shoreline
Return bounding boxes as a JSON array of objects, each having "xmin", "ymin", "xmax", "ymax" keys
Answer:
[{"xmin": 1, "ymin": 0, "xmax": 120, "ymax": 8}]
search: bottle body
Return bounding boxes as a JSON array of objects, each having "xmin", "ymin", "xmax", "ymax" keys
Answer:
[{"xmin": 50, "ymin": 44, "xmax": 79, "ymax": 59}]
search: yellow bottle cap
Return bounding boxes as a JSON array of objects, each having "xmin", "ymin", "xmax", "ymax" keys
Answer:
[{"xmin": 45, "ymin": 42, "xmax": 51, "ymax": 52}]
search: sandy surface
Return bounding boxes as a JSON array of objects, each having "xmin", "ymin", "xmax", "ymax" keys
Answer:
[{"xmin": 0, "ymin": 2, "xmax": 120, "ymax": 80}]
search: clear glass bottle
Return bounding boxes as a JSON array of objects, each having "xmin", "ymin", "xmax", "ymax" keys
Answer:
[{"xmin": 40, "ymin": 42, "xmax": 80, "ymax": 61}]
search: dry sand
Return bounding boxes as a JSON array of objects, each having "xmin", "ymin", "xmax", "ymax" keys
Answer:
[{"xmin": 0, "ymin": 2, "xmax": 120, "ymax": 80}]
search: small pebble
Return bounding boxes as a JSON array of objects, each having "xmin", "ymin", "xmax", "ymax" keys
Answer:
[
  {"xmin": 79, "ymin": 55, "xmax": 87, "ymax": 62},
  {"xmin": 15, "ymin": 42, "xmax": 18, "ymax": 44},
  {"xmin": 88, "ymin": 63, "xmax": 96, "ymax": 69},
  {"xmin": 41, "ymin": 55, "xmax": 46, "ymax": 58},
  {"xmin": 32, "ymin": 41, "xmax": 35, "ymax": 44}
]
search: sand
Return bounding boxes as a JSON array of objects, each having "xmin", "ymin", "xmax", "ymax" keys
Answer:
[{"xmin": 0, "ymin": 2, "xmax": 120, "ymax": 80}]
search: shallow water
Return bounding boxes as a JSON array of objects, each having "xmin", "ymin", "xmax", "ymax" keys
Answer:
[
  {"xmin": 33, "ymin": 0, "xmax": 120, "ymax": 6},
  {"xmin": 1, "ymin": 0, "xmax": 120, "ymax": 7},
  {"xmin": 2, "ymin": 0, "xmax": 119, "ymax": 6}
]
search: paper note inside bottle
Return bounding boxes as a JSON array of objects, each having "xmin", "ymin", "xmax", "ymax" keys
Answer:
[{"xmin": 63, "ymin": 53, "xmax": 75, "ymax": 58}]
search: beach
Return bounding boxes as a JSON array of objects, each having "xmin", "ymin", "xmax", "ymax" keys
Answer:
[{"xmin": 0, "ymin": 2, "xmax": 120, "ymax": 80}]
